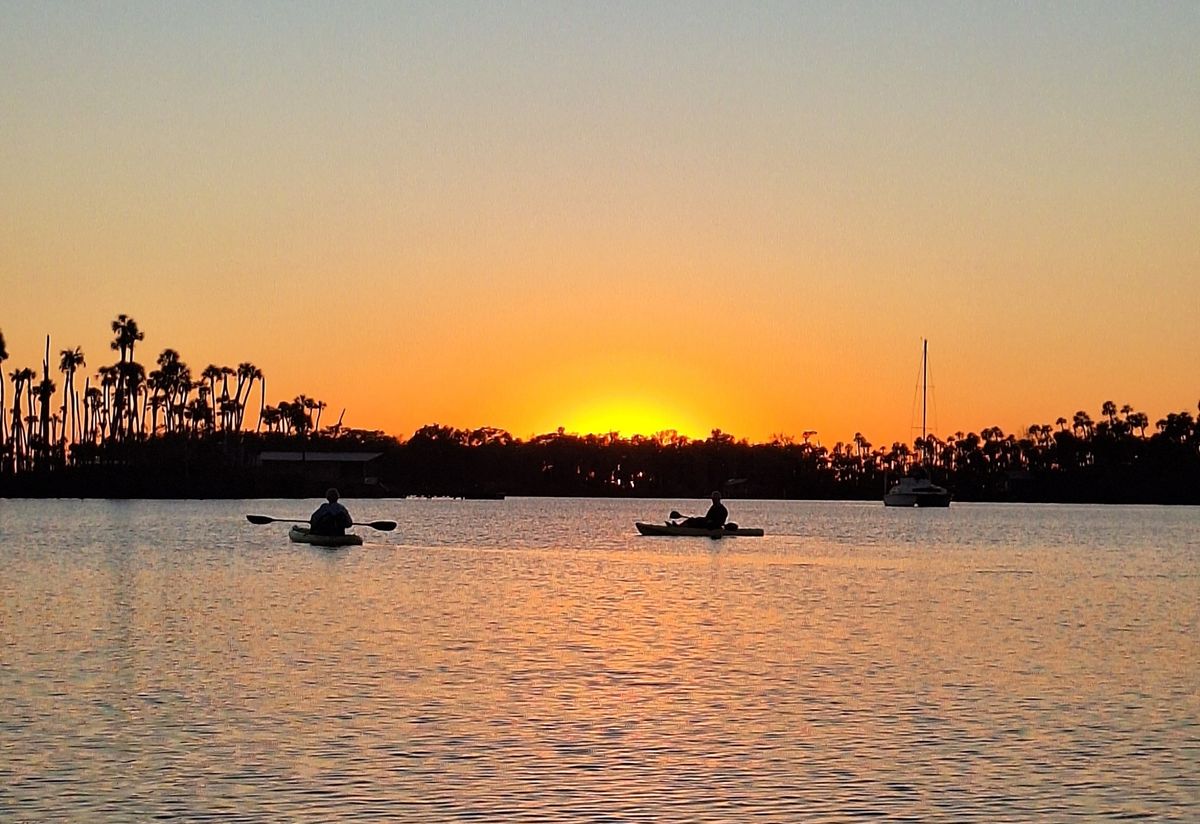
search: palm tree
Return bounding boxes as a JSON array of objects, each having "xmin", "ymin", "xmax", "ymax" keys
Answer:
[
  {"xmin": 233, "ymin": 362, "xmax": 263, "ymax": 431},
  {"xmin": 1072, "ymin": 411, "xmax": 1093, "ymax": 439},
  {"xmin": 9, "ymin": 367, "xmax": 36, "ymax": 471},
  {"xmin": 260, "ymin": 404, "xmax": 281, "ymax": 433},
  {"xmin": 200, "ymin": 365, "xmax": 223, "ymax": 420},
  {"xmin": 36, "ymin": 373, "xmax": 56, "ymax": 460},
  {"xmin": 275, "ymin": 401, "xmax": 294, "ymax": 435},
  {"xmin": 95, "ymin": 365, "xmax": 118, "ymax": 441},
  {"xmin": 219, "ymin": 395, "xmax": 241, "ymax": 433},
  {"xmin": 1156, "ymin": 411, "xmax": 1195, "ymax": 442},
  {"xmin": 119, "ymin": 360, "xmax": 146, "ymax": 439},
  {"xmin": 147, "ymin": 393, "xmax": 165, "ymax": 436},
  {"xmin": 170, "ymin": 363, "xmax": 193, "ymax": 433},
  {"xmin": 286, "ymin": 396, "xmax": 318, "ymax": 436},
  {"xmin": 185, "ymin": 397, "xmax": 212, "ymax": 435},
  {"xmin": 255, "ymin": 374, "xmax": 267, "ymax": 432},
  {"xmin": 58, "ymin": 346, "xmax": 86, "ymax": 445},
  {"xmin": 154, "ymin": 349, "xmax": 188, "ymax": 433},
  {"xmin": 109, "ymin": 314, "xmax": 143, "ymax": 363},
  {"xmin": 0, "ymin": 330, "xmax": 8, "ymax": 453},
  {"xmin": 218, "ymin": 366, "xmax": 235, "ymax": 429},
  {"xmin": 108, "ymin": 315, "xmax": 144, "ymax": 440},
  {"xmin": 83, "ymin": 383, "xmax": 102, "ymax": 443}
]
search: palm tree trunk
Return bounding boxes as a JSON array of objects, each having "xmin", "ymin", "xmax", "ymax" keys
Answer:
[
  {"xmin": 0, "ymin": 378, "xmax": 7, "ymax": 456},
  {"xmin": 256, "ymin": 377, "xmax": 266, "ymax": 432}
]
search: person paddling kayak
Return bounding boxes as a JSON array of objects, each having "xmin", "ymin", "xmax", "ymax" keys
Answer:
[
  {"xmin": 310, "ymin": 488, "xmax": 353, "ymax": 536},
  {"xmin": 676, "ymin": 491, "xmax": 728, "ymax": 529}
]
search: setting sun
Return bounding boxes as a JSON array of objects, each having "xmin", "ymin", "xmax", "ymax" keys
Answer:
[{"xmin": 557, "ymin": 395, "xmax": 707, "ymax": 440}]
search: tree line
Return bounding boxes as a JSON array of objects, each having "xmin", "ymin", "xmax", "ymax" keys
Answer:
[
  {"xmin": 380, "ymin": 411, "xmax": 1200, "ymax": 503},
  {"xmin": 1, "ymin": 318, "xmax": 1197, "ymax": 502}
]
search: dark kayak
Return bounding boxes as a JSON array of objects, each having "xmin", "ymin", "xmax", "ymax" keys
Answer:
[
  {"xmin": 635, "ymin": 522, "xmax": 765, "ymax": 538},
  {"xmin": 288, "ymin": 525, "xmax": 363, "ymax": 547}
]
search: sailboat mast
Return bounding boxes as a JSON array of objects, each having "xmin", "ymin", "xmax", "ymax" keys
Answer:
[
  {"xmin": 922, "ymin": 338, "xmax": 928, "ymax": 464},
  {"xmin": 922, "ymin": 338, "xmax": 927, "ymax": 441}
]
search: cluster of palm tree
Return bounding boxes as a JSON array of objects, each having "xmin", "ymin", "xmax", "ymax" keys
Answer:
[
  {"xmin": 1, "ymin": 316, "xmax": 330, "ymax": 473},
  {"xmin": 260, "ymin": 395, "xmax": 330, "ymax": 437},
  {"xmin": 1, "ymin": 333, "xmax": 63, "ymax": 474}
]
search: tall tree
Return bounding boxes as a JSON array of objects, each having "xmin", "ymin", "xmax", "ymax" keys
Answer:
[
  {"xmin": 58, "ymin": 346, "xmax": 86, "ymax": 445},
  {"xmin": 0, "ymin": 330, "xmax": 8, "ymax": 452},
  {"xmin": 83, "ymin": 382, "xmax": 100, "ymax": 444},
  {"xmin": 110, "ymin": 314, "xmax": 143, "ymax": 364},
  {"xmin": 200, "ymin": 365, "xmax": 223, "ymax": 421},
  {"xmin": 9, "ymin": 366, "xmax": 36, "ymax": 471},
  {"xmin": 108, "ymin": 315, "xmax": 144, "ymax": 439},
  {"xmin": 233, "ymin": 362, "xmax": 263, "ymax": 430}
]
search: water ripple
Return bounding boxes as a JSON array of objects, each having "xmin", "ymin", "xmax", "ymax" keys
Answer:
[{"xmin": 0, "ymin": 498, "xmax": 1197, "ymax": 820}]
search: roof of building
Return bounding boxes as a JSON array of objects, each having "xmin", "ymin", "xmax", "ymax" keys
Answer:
[{"xmin": 257, "ymin": 451, "xmax": 383, "ymax": 463}]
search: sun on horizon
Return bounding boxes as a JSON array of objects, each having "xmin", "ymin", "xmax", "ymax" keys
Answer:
[{"xmin": 549, "ymin": 395, "xmax": 709, "ymax": 441}]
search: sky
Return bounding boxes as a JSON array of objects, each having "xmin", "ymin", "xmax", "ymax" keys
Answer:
[{"xmin": 2, "ymin": 1, "xmax": 1198, "ymax": 447}]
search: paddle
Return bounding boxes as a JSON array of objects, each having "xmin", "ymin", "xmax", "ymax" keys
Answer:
[
  {"xmin": 668, "ymin": 510, "xmax": 700, "ymax": 523},
  {"xmin": 245, "ymin": 514, "xmax": 397, "ymax": 531}
]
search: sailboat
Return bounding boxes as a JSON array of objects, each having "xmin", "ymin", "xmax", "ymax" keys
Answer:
[{"xmin": 884, "ymin": 339, "xmax": 951, "ymax": 507}]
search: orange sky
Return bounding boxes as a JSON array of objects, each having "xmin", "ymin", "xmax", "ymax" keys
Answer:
[{"xmin": 2, "ymin": 4, "xmax": 1197, "ymax": 447}]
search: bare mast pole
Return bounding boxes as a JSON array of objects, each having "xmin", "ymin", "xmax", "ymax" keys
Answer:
[{"xmin": 922, "ymin": 338, "xmax": 928, "ymax": 465}]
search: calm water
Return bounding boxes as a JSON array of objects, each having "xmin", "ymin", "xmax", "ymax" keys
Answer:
[{"xmin": 1, "ymin": 498, "xmax": 1197, "ymax": 821}]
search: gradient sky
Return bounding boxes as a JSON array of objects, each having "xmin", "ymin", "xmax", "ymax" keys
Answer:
[{"xmin": 3, "ymin": 2, "xmax": 1198, "ymax": 447}]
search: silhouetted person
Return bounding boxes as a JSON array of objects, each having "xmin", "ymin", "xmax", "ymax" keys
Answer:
[
  {"xmin": 681, "ymin": 491, "xmax": 728, "ymax": 529},
  {"xmin": 310, "ymin": 488, "xmax": 352, "ymax": 536}
]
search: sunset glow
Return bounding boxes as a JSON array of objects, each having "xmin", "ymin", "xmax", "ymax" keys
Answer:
[
  {"xmin": 2, "ymin": 4, "xmax": 1197, "ymax": 447},
  {"xmin": 555, "ymin": 395, "xmax": 707, "ymax": 441}
]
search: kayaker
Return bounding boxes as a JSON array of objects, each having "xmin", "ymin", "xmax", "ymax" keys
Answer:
[
  {"xmin": 679, "ymin": 491, "xmax": 728, "ymax": 529},
  {"xmin": 310, "ymin": 488, "xmax": 353, "ymax": 536}
]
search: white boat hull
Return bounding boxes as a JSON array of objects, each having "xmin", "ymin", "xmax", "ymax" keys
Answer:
[
  {"xmin": 883, "ymin": 491, "xmax": 951, "ymax": 507},
  {"xmin": 884, "ymin": 477, "xmax": 951, "ymax": 507}
]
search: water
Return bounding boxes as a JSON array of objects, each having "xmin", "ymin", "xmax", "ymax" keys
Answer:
[{"xmin": 1, "ymin": 498, "xmax": 1197, "ymax": 821}]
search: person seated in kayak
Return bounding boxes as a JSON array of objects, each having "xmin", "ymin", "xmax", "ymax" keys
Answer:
[
  {"xmin": 309, "ymin": 488, "xmax": 353, "ymax": 536},
  {"xmin": 679, "ymin": 491, "xmax": 728, "ymax": 529}
]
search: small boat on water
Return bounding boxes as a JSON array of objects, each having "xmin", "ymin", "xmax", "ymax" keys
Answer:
[
  {"xmin": 635, "ymin": 522, "xmax": 765, "ymax": 538},
  {"xmin": 288, "ymin": 525, "xmax": 363, "ymax": 547},
  {"xmin": 886, "ymin": 338, "xmax": 952, "ymax": 508},
  {"xmin": 883, "ymin": 475, "xmax": 951, "ymax": 507}
]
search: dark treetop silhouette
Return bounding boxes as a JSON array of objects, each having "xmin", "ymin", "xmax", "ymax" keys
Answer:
[{"xmin": 1, "ymin": 317, "xmax": 1197, "ymax": 503}]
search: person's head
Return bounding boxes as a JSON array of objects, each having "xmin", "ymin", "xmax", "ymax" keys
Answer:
[
  {"xmin": 711, "ymin": 491, "xmax": 722, "ymax": 502},
  {"xmin": 326, "ymin": 487, "xmax": 340, "ymax": 502}
]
